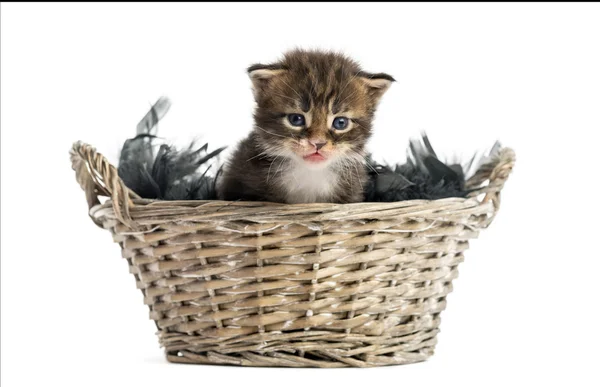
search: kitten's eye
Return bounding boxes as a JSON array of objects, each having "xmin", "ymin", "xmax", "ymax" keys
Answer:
[
  {"xmin": 332, "ymin": 117, "xmax": 349, "ymax": 130},
  {"xmin": 287, "ymin": 114, "xmax": 306, "ymax": 127}
]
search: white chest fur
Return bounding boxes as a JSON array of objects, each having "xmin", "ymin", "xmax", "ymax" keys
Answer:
[{"xmin": 278, "ymin": 161, "xmax": 339, "ymax": 204}]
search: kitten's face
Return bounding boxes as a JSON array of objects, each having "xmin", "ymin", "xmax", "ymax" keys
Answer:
[{"xmin": 248, "ymin": 50, "xmax": 394, "ymax": 169}]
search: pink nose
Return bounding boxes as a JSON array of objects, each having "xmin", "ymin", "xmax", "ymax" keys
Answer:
[{"xmin": 309, "ymin": 140, "xmax": 327, "ymax": 151}]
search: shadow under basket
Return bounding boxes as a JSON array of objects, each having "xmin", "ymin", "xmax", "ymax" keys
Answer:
[{"xmin": 71, "ymin": 141, "xmax": 515, "ymax": 368}]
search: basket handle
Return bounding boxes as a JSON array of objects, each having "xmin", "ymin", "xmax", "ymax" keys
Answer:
[
  {"xmin": 466, "ymin": 147, "xmax": 516, "ymax": 227},
  {"xmin": 70, "ymin": 141, "xmax": 140, "ymax": 228}
]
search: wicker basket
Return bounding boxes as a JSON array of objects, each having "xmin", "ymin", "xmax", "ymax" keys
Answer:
[{"xmin": 70, "ymin": 141, "xmax": 515, "ymax": 368}]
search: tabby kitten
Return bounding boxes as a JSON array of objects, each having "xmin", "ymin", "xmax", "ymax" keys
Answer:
[{"xmin": 217, "ymin": 49, "xmax": 394, "ymax": 204}]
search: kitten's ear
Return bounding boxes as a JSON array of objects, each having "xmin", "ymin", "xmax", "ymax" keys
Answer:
[
  {"xmin": 358, "ymin": 71, "xmax": 395, "ymax": 103},
  {"xmin": 247, "ymin": 63, "xmax": 285, "ymax": 100}
]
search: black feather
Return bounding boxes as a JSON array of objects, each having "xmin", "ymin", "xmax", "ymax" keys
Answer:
[
  {"xmin": 117, "ymin": 97, "xmax": 226, "ymax": 200},
  {"xmin": 364, "ymin": 133, "xmax": 495, "ymax": 202}
]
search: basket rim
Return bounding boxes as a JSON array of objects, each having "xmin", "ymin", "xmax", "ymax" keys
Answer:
[
  {"xmin": 71, "ymin": 141, "xmax": 515, "ymax": 229},
  {"xmin": 88, "ymin": 194, "xmax": 496, "ymax": 229}
]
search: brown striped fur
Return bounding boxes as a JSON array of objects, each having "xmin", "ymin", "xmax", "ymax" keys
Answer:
[{"xmin": 218, "ymin": 49, "xmax": 394, "ymax": 204}]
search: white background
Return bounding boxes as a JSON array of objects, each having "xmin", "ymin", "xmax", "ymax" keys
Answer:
[{"xmin": 2, "ymin": 3, "xmax": 600, "ymax": 386}]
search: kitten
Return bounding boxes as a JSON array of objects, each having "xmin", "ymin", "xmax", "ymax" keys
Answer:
[{"xmin": 217, "ymin": 49, "xmax": 394, "ymax": 204}]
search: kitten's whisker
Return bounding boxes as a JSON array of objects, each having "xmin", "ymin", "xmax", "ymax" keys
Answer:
[
  {"xmin": 338, "ymin": 71, "xmax": 361, "ymax": 100},
  {"xmin": 255, "ymin": 125, "xmax": 288, "ymax": 139},
  {"xmin": 246, "ymin": 151, "xmax": 268, "ymax": 162},
  {"xmin": 338, "ymin": 86, "xmax": 362, "ymax": 106},
  {"xmin": 257, "ymin": 142, "xmax": 285, "ymax": 155},
  {"xmin": 352, "ymin": 162, "xmax": 363, "ymax": 188},
  {"xmin": 364, "ymin": 161, "xmax": 379, "ymax": 174},
  {"xmin": 269, "ymin": 91, "xmax": 301, "ymax": 103},
  {"xmin": 292, "ymin": 170, "xmax": 299, "ymax": 186},
  {"xmin": 344, "ymin": 160, "xmax": 355, "ymax": 187},
  {"xmin": 348, "ymin": 148, "xmax": 378, "ymax": 175},
  {"xmin": 266, "ymin": 154, "xmax": 281, "ymax": 184},
  {"xmin": 275, "ymin": 157, "xmax": 287, "ymax": 176},
  {"xmin": 342, "ymin": 159, "xmax": 360, "ymax": 190},
  {"xmin": 278, "ymin": 78, "xmax": 303, "ymax": 99},
  {"xmin": 266, "ymin": 149, "xmax": 289, "ymax": 184}
]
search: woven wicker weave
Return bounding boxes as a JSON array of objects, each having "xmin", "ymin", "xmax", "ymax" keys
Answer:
[{"xmin": 71, "ymin": 141, "xmax": 515, "ymax": 368}]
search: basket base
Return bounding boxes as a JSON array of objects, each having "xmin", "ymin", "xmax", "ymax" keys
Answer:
[
  {"xmin": 163, "ymin": 343, "xmax": 435, "ymax": 368},
  {"xmin": 159, "ymin": 319, "xmax": 441, "ymax": 367},
  {"xmin": 166, "ymin": 351, "xmax": 432, "ymax": 368}
]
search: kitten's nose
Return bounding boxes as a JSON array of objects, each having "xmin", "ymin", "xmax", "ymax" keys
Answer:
[{"xmin": 310, "ymin": 140, "xmax": 327, "ymax": 151}]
